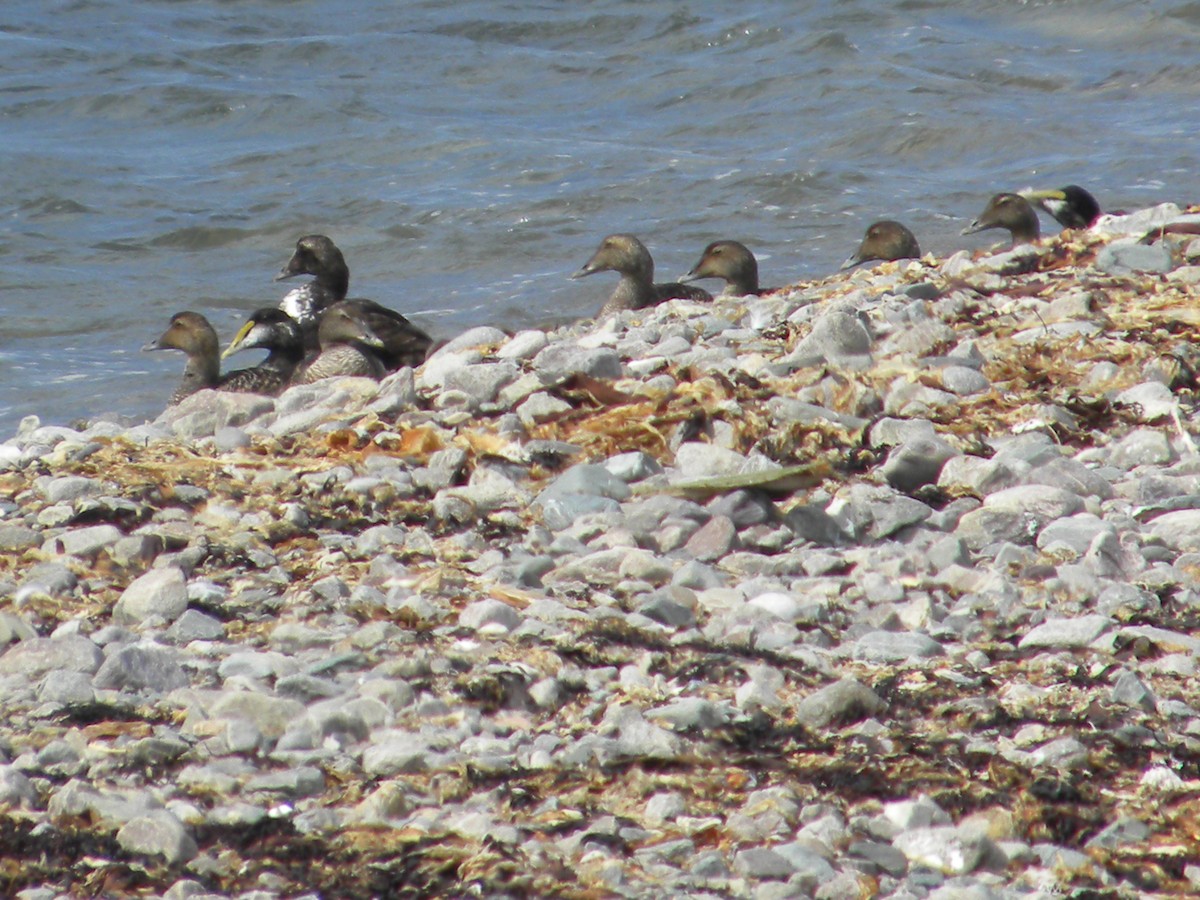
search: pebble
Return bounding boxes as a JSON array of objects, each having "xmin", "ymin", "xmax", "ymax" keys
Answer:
[
  {"xmin": 116, "ymin": 811, "xmax": 198, "ymax": 865},
  {"xmin": 113, "ymin": 567, "xmax": 188, "ymax": 626},
  {"xmin": 795, "ymin": 677, "xmax": 887, "ymax": 728},
  {"xmin": 1017, "ymin": 615, "xmax": 1113, "ymax": 650}
]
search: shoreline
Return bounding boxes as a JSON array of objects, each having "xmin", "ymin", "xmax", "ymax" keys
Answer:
[{"xmin": 3, "ymin": 206, "xmax": 1200, "ymax": 897}]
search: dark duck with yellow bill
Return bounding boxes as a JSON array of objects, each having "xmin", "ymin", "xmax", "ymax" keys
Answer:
[
  {"xmin": 1022, "ymin": 185, "xmax": 1101, "ymax": 230},
  {"xmin": 841, "ymin": 220, "xmax": 921, "ymax": 270},
  {"xmin": 572, "ymin": 233, "xmax": 712, "ymax": 317},
  {"xmin": 221, "ymin": 308, "xmax": 306, "ymax": 396},
  {"xmin": 291, "ymin": 301, "xmax": 388, "ymax": 385},
  {"xmin": 680, "ymin": 240, "xmax": 772, "ymax": 296},
  {"xmin": 961, "ymin": 193, "xmax": 1040, "ymax": 246}
]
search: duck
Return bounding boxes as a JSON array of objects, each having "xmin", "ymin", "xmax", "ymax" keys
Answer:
[
  {"xmin": 291, "ymin": 301, "xmax": 388, "ymax": 385},
  {"xmin": 841, "ymin": 220, "xmax": 922, "ymax": 270},
  {"xmin": 143, "ymin": 312, "xmax": 223, "ymax": 405},
  {"xmin": 220, "ymin": 308, "xmax": 306, "ymax": 396},
  {"xmin": 961, "ymin": 193, "xmax": 1040, "ymax": 246},
  {"xmin": 571, "ymin": 233, "xmax": 712, "ymax": 317},
  {"xmin": 274, "ymin": 234, "xmax": 350, "ymax": 345},
  {"xmin": 1021, "ymin": 185, "xmax": 1101, "ymax": 230},
  {"xmin": 680, "ymin": 240, "xmax": 773, "ymax": 296}
]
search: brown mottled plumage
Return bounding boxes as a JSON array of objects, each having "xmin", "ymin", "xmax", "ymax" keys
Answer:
[{"xmin": 291, "ymin": 302, "xmax": 387, "ymax": 385}]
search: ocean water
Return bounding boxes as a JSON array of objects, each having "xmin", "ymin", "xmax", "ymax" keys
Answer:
[{"xmin": 3, "ymin": 0, "xmax": 1200, "ymax": 433}]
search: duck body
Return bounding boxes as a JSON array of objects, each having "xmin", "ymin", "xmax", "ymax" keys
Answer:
[
  {"xmin": 338, "ymin": 298, "xmax": 433, "ymax": 370},
  {"xmin": 681, "ymin": 240, "xmax": 767, "ymax": 296},
  {"xmin": 291, "ymin": 302, "xmax": 388, "ymax": 385},
  {"xmin": 1023, "ymin": 185, "xmax": 1101, "ymax": 229},
  {"xmin": 841, "ymin": 220, "xmax": 921, "ymax": 270},
  {"xmin": 961, "ymin": 193, "xmax": 1040, "ymax": 246},
  {"xmin": 572, "ymin": 233, "xmax": 712, "ymax": 316},
  {"xmin": 221, "ymin": 308, "xmax": 306, "ymax": 396}
]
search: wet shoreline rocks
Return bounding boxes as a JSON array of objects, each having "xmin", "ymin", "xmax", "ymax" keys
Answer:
[{"xmin": 4, "ymin": 207, "xmax": 1200, "ymax": 897}]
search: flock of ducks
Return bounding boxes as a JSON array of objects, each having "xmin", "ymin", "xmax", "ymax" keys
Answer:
[{"xmin": 144, "ymin": 186, "xmax": 1101, "ymax": 409}]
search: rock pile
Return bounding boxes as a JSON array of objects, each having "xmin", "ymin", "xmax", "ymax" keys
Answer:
[{"xmin": 3, "ymin": 205, "xmax": 1200, "ymax": 897}]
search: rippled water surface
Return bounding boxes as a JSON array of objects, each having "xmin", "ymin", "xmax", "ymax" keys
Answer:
[{"xmin": 3, "ymin": 0, "xmax": 1200, "ymax": 431}]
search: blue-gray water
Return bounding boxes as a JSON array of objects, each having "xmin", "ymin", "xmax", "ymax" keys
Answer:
[{"xmin": 3, "ymin": 0, "xmax": 1200, "ymax": 434}]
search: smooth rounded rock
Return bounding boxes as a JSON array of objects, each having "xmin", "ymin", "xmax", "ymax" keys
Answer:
[
  {"xmin": 114, "ymin": 567, "xmax": 188, "ymax": 626},
  {"xmin": 796, "ymin": 677, "xmax": 887, "ymax": 728},
  {"xmin": 852, "ymin": 631, "xmax": 945, "ymax": 663}
]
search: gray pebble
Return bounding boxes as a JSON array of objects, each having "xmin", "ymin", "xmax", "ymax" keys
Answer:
[
  {"xmin": 1096, "ymin": 240, "xmax": 1174, "ymax": 275},
  {"xmin": 459, "ymin": 598, "xmax": 522, "ymax": 633},
  {"xmin": 498, "ymin": 329, "xmax": 550, "ymax": 360},
  {"xmin": 36, "ymin": 669, "xmax": 96, "ymax": 706},
  {"xmin": 940, "ymin": 365, "xmax": 991, "ymax": 396},
  {"xmin": 0, "ymin": 635, "xmax": 103, "ymax": 679},
  {"xmin": 782, "ymin": 307, "xmax": 873, "ymax": 368},
  {"xmin": 892, "ymin": 826, "xmax": 989, "ymax": 875},
  {"xmin": 733, "ymin": 847, "xmax": 796, "ymax": 879},
  {"xmin": 1084, "ymin": 816, "xmax": 1151, "ymax": 851},
  {"xmin": 1029, "ymin": 736, "xmax": 1089, "ymax": 769},
  {"xmin": 246, "ymin": 766, "xmax": 326, "ymax": 797},
  {"xmin": 533, "ymin": 342, "xmax": 622, "ymax": 383},
  {"xmin": 683, "ymin": 515, "xmax": 738, "ymax": 562},
  {"xmin": 114, "ymin": 567, "xmax": 188, "ymax": 626},
  {"xmin": 93, "ymin": 644, "xmax": 189, "ymax": 693},
  {"xmin": 1110, "ymin": 670, "xmax": 1156, "ymax": 712},
  {"xmin": 44, "ymin": 524, "xmax": 122, "ymax": 559},
  {"xmin": 442, "ymin": 361, "xmax": 520, "ymax": 407},
  {"xmin": 852, "ymin": 631, "xmax": 945, "ymax": 663},
  {"xmin": 40, "ymin": 475, "xmax": 103, "ymax": 504},
  {"xmin": 645, "ymin": 697, "xmax": 733, "ymax": 732},
  {"xmin": 116, "ymin": 810, "xmax": 198, "ymax": 865},
  {"xmin": 795, "ymin": 677, "xmax": 887, "ymax": 728},
  {"xmin": 881, "ymin": 437, "xmax": 958, "ymax": 492},
  {"xmin": 0, "ymin": 765, "xmax": 37, "ymax": 808},
  {"xmin": 362, "ymin": 736, "xmax": 429, "ymax": 777},
  {"xmin": 1018, "ymin": 615, "xmax": 1113, "ymax": 650}
]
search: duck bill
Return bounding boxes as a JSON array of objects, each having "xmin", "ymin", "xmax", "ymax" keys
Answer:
[
  {"xmin": 960, "ymin": 220, "xmax": 986, "ymax": 236},
  {"xmin": 570, "ymin": 248, "xmax": 607, "ymax": 280},
  {"xmin": 352, "ymin": 322, "xmax": 386, "ymax": 350},
  {"xmin": 141, "ymin": 330, "xmax": 170, "ymax": 352},
  {"xmin": 839, "ymin": 253, "xmax": 864, "ymax": 271},
  {"xmin": 274, "ymin": 253, "xmax": 304, "ymax": 282},
  {"xmin": 222, "ymin": 320, "xmax": 256, "ymax": 359},
  {"xmin": 1021, "ymin": 188, "xmax": 1068, "ymax": 203}
]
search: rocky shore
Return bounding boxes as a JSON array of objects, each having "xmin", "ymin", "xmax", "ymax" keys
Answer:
[{"xmin": 4, "ymin": 205, "xmax": 1200, "ymax": 898}]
